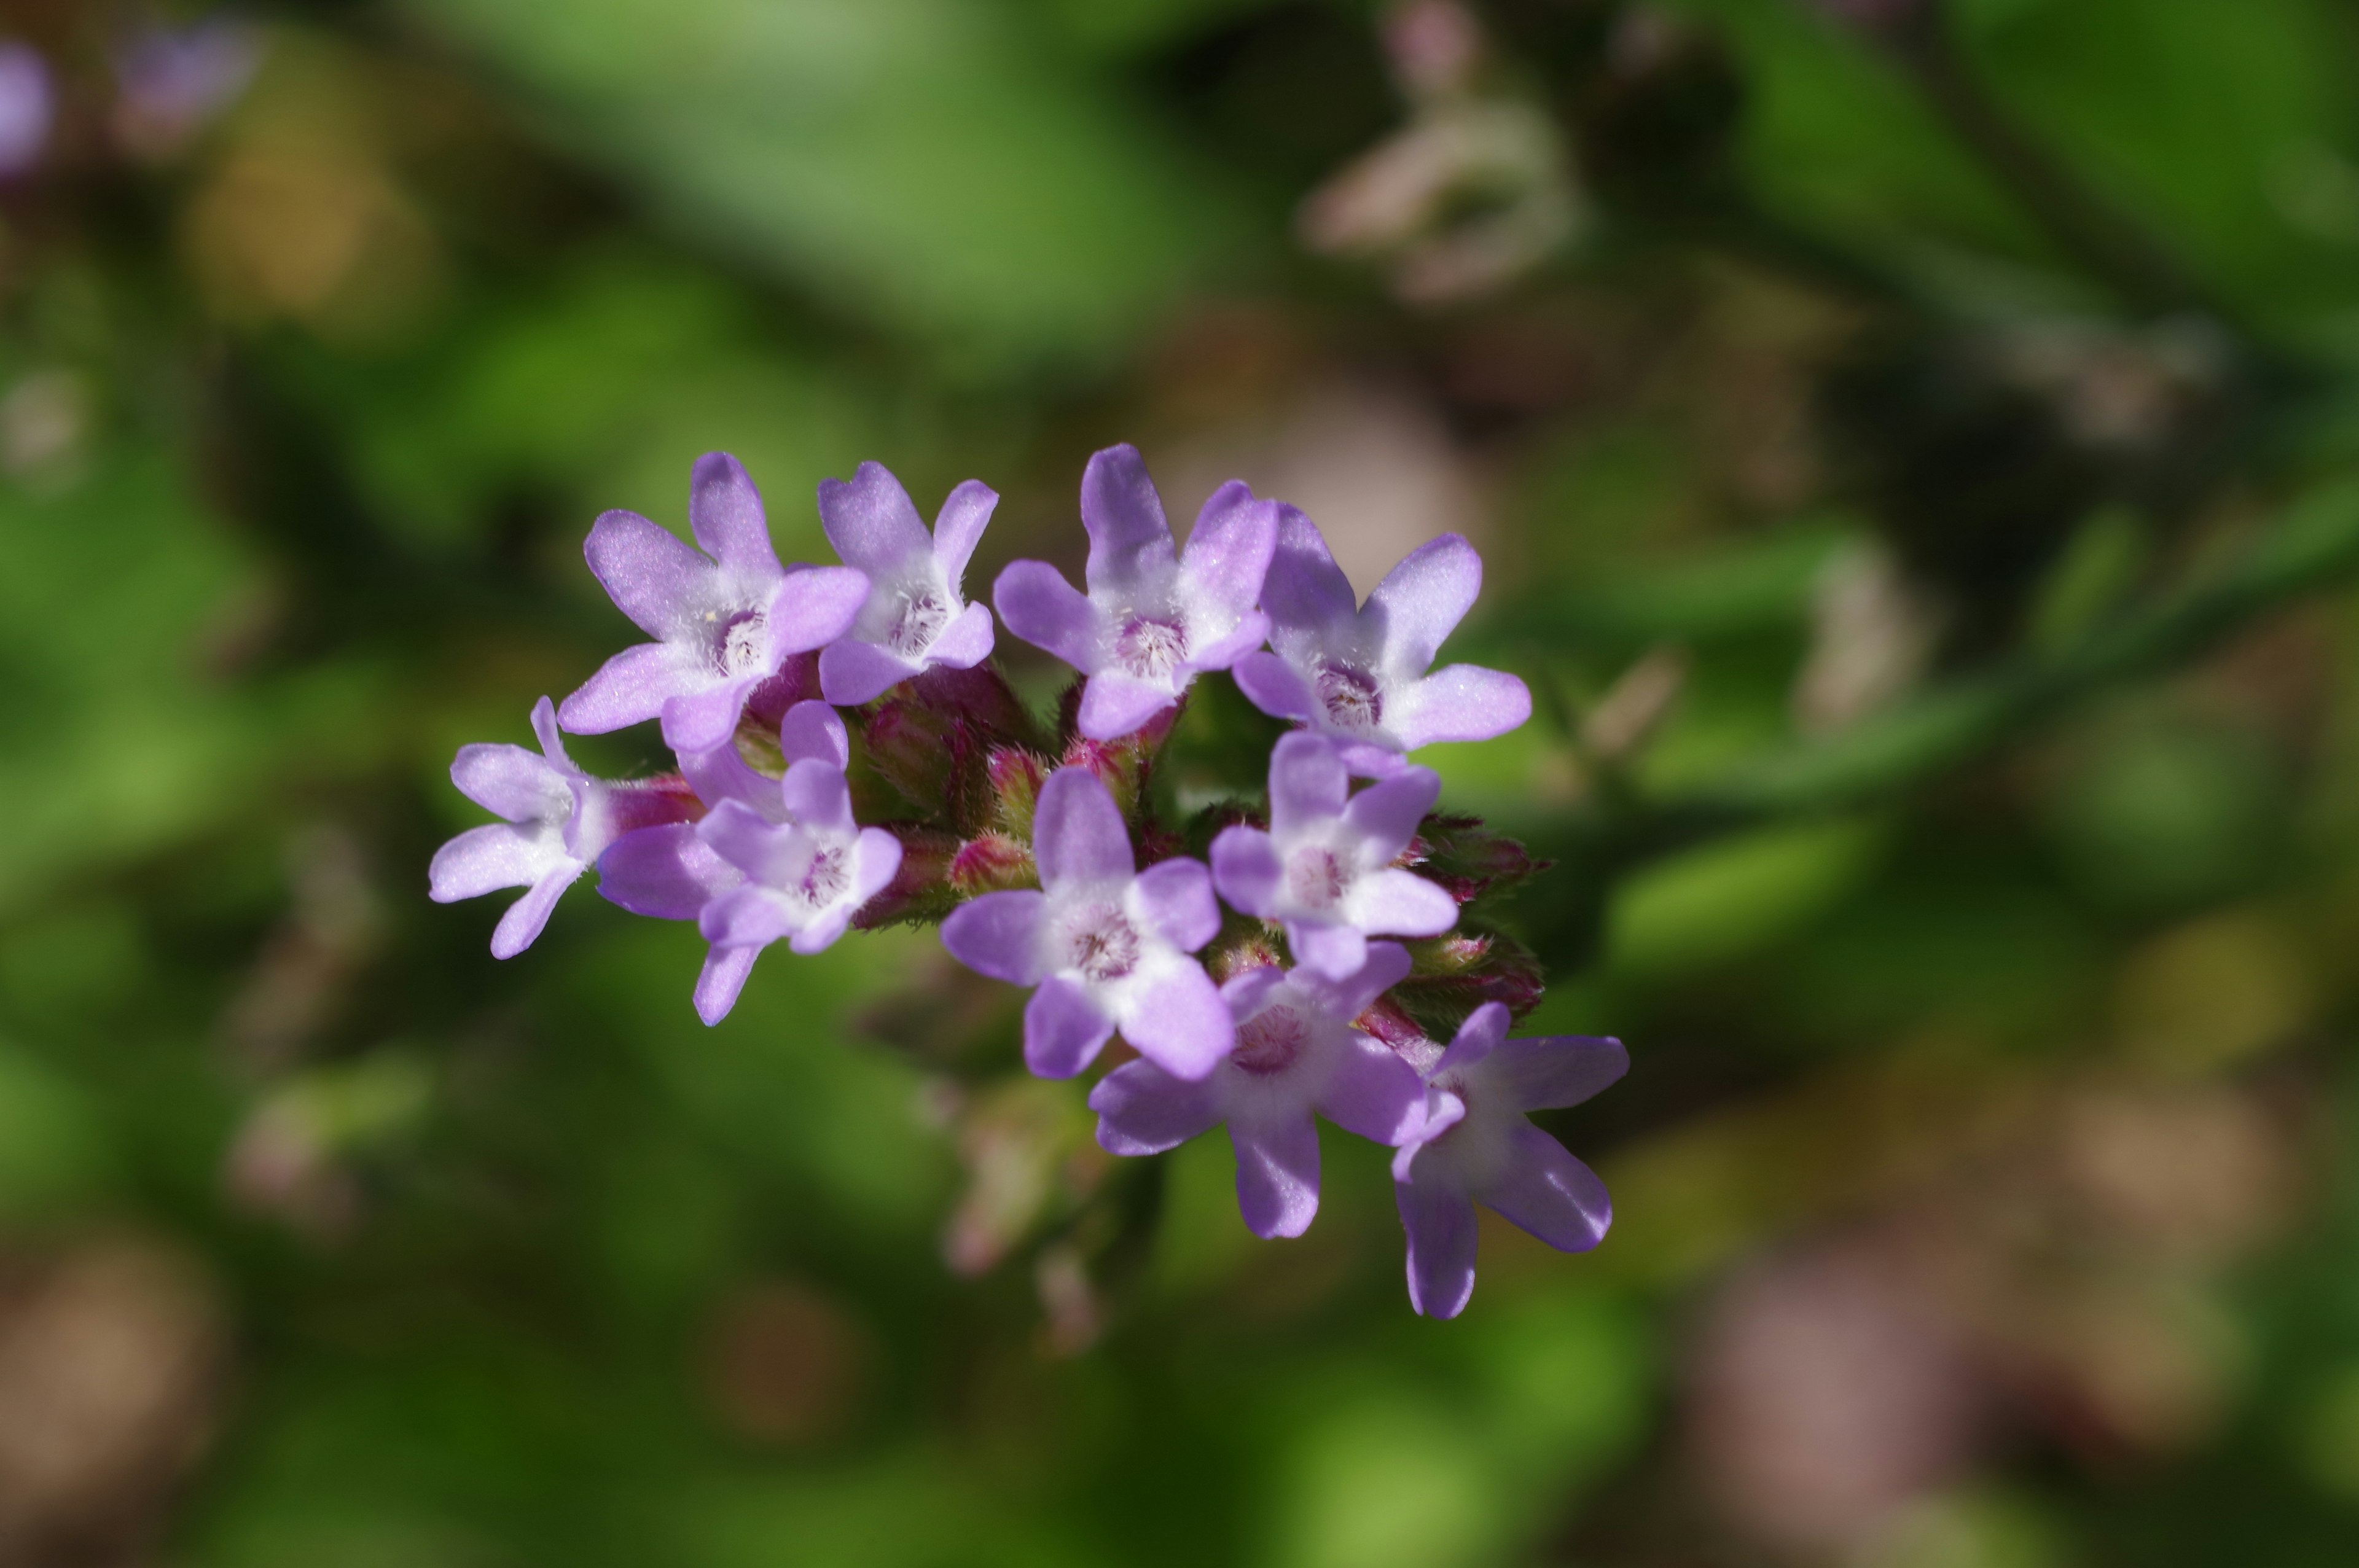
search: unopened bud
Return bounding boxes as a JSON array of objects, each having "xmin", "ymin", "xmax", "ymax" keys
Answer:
[
  {"xmin": 1390, "ymin": 928, "xmax": 1546, "ymax": 1037},
  {"xmin": 950, "ymin": 832, "xmax": 1035, "ymax": 897},
  {"xmin": 1406, "ymin": 815, "xmax": 1546, "ymax": 905},
  {"xmin": 853, "ymin": 827, "xmax": 961, "ymax": 929},
  {"xmin": 987, "ymin": 747, "xmax": 1047, "ymax": 839}
]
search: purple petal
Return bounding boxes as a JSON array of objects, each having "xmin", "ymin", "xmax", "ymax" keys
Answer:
[
  {"xmin": 528, "ymin": 696, "xmax": 574, "ymax": 773},
  {"xmin": 584, "ymin": 508, "xmax": 713, "ymax": 642},
  {"xmin": 995, "ymin": 560, "xmax": 1103, "ymax": 671},
  {"xmin": 1183, "ymin": 609, "xmax": 1270, "ymax": 673},
  {"xmin": 491, "ymin": 865, "xmax": 579, "ymax": 959},
  {"xmin": 1337, "ymin": 740, "xmax": 1413, "ymax": 779},
  {"xmin": 1480, "ymin": 1123, "xmax": 1611, "ymax": 1252},
  {"xmin": 1340, "ymin": 766, "xmax": 1440, "ymax": 862},
  {"xmin": 560, "ymin": 641, "xmax": 696, "ymax": 736},
  {"xmin": 817, "ymin": 461, "xmax": 933, "ymax": 575},
  {"xmin": 1219, "ymin": 963, "xmax": 1289, "ymax": 1019},
  {"xmin": 778, "ymin": 700, "xmax": 850, "ymax": 768},
  {"xmin": 1231, "ymin": 1114, "xmax": 1321, "ymax": 1239},
  {"xmin": 1431, "ymin": 1002, "xmax": 1510, "ymax": 1079},
  {"xmin": 1115, "ymin": 962, "xmax": 1232, "ymax": 1081},
  {"xmin": 689, "ymin": 453, "xmax": 783, "ymax": 580},
  {"xmin": 660, "ymin": 674, "xmax": 761, "ymax": 755},
  {"xmin": 1132, "ymin": 858, "xmax": 1219, "ymax": 951},
  {"xmin": 1367, "ymin": 533, "xmax": 1481, "ymax": 676},
  {"xmin": 1178, "ymin": 483, "xmax": 1278, "ymax": 620},
  {"xmin": 1328, "ymin": 940, "xmax": 1414, "ymax": 1018},
  {"xmin": 1089, "ymin": 1059, "xmax": 1223, "ymax": 1155},
  {"xmin": 788, "ymin": 903, "xmax": 856, "ymax": 955},
  {"xmin": 675, "ymin": 738, "xmax": 783, "ymax": 818},
  {"xmin": 597, "ymin": 824, "xmax": 738, "ymax": 919},
  {"xmin": 1231, "ymin": 650, "xmax": 1317, "ymax": 723},
  {"xmin": 926, "ymin": 601, "xmax": 995, "ymax": 668},
  {"xmin": 1393, "ymin": 665, "xmax": 1532, "ymax": 748},
  {"xmin": 450, "ymin": 742, "xmax": 568, "ymax": 824},
  {"xmin": 1393, "ymin": 1088, "xmax": 1465, "ymax": 1180},
  {"xmin": 1261, "ymin": 505, "xmax": 1360, "ymax": 636},
  {"xmin": 1031, "ymin": 768, "xmax": 1133, "ymax": 889},
  {"xmin": 1079, "ymin": 443, "xmax": 1175, "ymax": 594},
  {"xmin": 768, "ymin": 566, "xmax": 870, "ymax": 656},
  {"xmin": 1398, "ymin": 1174, "xmax": 1480, "ymax": 1318},
  {"xmin": 1025, "ymin": 976, "xmax": 1116, "ymax": 1078},
  {"xmin": 781, "ymin": 759, "xmax": 855, "ymax": 834},
  {"xmin": 1077, "ymin": 673, "xmax": 1175, "ymax": 743},
  {"xmin": 695, "ymin": 944, "xmax": 760, "ymax": 1026},
  {"xmin": 697, "ymin": 799, "xmax": 794, "ymax": 881},
  {"xmin": 851, "ymin": 828, "xmax": 905, "ymax": 904},
  {"xmin": 1268, "ymin": 731, "xmax": 1348, "ymax": 835},
  {"xmin": 700, "ymin": 885, "xmax": 796, "ymax": 949},
  {"xmin": 940, "ymin": 889, "xmax": 1049, "ymax": 984},
  {"xmin": 1487, "ymin": 1034, "xmax": 1629, "ymax": 1112},
  {"xmin": 820, "ymin": 639, "xmax": 920, "ymax": 706},
  {"xmin": 1289, "ymin": 920, "xmax": 1368, "ymax": 981},
  {"xmin": 931, "ymin": 480, "xmax": 998, "ymax": 585},
  {"xmin": 1345, "ymin": 868, "xmax": 1457, "ymax": 938},
  {"xmin": 1208, "ymin": 827, "xmax": 1283, "ymax": 919},
  {"xmin": 1315, "ymin": 1034, "xmax": 1426, "ymax": 1145},
  {"xmin": 430, "ymin": 824, "xmax": 552, "ymax": 902}
]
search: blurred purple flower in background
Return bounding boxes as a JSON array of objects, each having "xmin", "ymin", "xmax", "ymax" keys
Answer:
[
  {"xmin": 113, "ymin": 17, "xmax": 261, "ymax": 157},
  {"xmin": 1091, "ymin": 943, "xmax": 1425, "ymax": 1238},
  {"xmin": 0, "ymin": 44, "xmax": 53, "ymax": 178},
  {"xmin": 995, "ymin": 443, "xmax": 1278, "ymax": 740},
  {"xmin": 1210, "ymin": 732, "xmax": 1457, "ymax": 978},
  {"xmin": 816, "ymin": 462, "xmax": 998, "ymax": 705}
]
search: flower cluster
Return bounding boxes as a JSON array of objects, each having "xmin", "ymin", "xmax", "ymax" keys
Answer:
[{"xmin": 433, "ymin": 443, "xmax": 1627, "ymax": 1317}]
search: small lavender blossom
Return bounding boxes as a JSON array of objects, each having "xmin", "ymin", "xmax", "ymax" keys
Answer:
[
  {"xmin": 1090, "ymin": 944, "xmax": 1425, "ymax": 1238},
  {"xmin": 940, "ymin": 766, "xmax": 1231, "ymax": 1080},
  {"xmin": 597, "ymin": 701, "xmax": 855, "ymax": 1026},
  {"xmin": 1211, "ymin": 732, "xmax": 1457, "ymax": 979},
  {"xmin": 995, "ymin": 444, "xmax": 1278, "ymax": 741},
  {"xmin": 815, "ymin": 462, "xmax": 998, "ymax": 705},
  {"xmin": 429, "ymin": 696, "xmax": 695, "ymax": 958},
  {"xmin": 560, "ymin": 453, "xmax": 870, "ymax": 754},
  {"xmin": 1234, "ymin": 510, "xmax": 1530, "ymax": 775},
  {"xmin": 0, "ymin": 44, "xmax": 52, "ymax": 178},
  {"xmin": 1391, "ymin": 1002, "xmax": 1624, "ymax": 1318},
  {"xmin": 112, "ymin": 18, "xmax": 261, "ymax": 153}
]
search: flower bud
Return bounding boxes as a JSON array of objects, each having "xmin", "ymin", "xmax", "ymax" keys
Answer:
[
  {"xmin": 1389, "ymin": 927, "xmax": 1546, "ymax": 1038},
  {"xmin": 950, "ymin": 832, "xmax": 1036, "ymax": 897},
  {"xmin": 1406, "ymin": 815, "xmax": 1546, "ymax": 906},
  {"xmin": 851, "ymin": 827, "xmax": 961, "ymax": 930},
  {"xmin": 987, "ymin": 747, "xmax": 1047, "ymax": 839}
]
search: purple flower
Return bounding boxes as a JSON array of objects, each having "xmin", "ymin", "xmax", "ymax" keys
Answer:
[
  {"xmin": 559, "ymin": 453, "xmax": 870, "ymax": 754},
  {"xmin": 816, "ymin": 462, "xmax": 999, "ymax": 705},
  {"xmin": 995, "ymin": 444, "xmax": 1278, "ymax": 741},
  {"xmin": 429, "ymin": 696, "xmax": 695, "ymax": 958},
  {"xmin": 1210, "ymin": 732, "xmax": 1457, "ymax": 979},
  {"xmin": 0, "ymin": 44, "xmax": 52, "ymax": 178},
  {"xmin": 112, "ymin": 19, "xmax": 261, "ymax": 153},
  {"xmin": 1234, "ymin": 512, "xmax": 1530, "ymax": 775},
  {"xmin": 1390, "ymin": 1002, "xmax": 1624, "ymax": 1318},
  {"xmin": 940, "ymin": 766, "xmax": 1230, "ymax": 1080},
  {"xmin": 1090, "ymin": 945, "xmax": 1426, "ymax": 1238},
  {"xmin": 596, "ymin": 701, "xmax": 864, "ymax": 1026}
]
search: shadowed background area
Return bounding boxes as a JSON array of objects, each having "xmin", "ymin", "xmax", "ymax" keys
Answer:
[{"xmin": 5, "ymin": 0, "xmax": 2359, "ymax": 1563}]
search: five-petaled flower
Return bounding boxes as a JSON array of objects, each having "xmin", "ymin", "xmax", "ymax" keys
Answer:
[
  {"xmin": 1090, "ymin": 944, "xmax": 1426, "ymax": 1238},
  {"xmin": 816, "ymin": 461, "xmax": 999, "ymax": 705},
  {"xmin": 1211, "ymin": 731, "xmax": 1458, "ymax": 979},
  {"xmin": 995, "ymin": 443, "xmax": 1278, "ymax": 741},
  {"xmin": 560, "ymin": 453, "xmax": 871, "ymax": 754},
  {"xmin": 1234, "ymin": 509, "xmax": 1532, "ymax": 774},
  {"xmin": 941, "ymin": 766, "xmax": 1231, "ymax": 1080},
  {"xmin": 1390, "ymin": 1002, "xmax": 1624, "ymax": 1319},
  {"xmin": 429, "ymin": 696, "xmax": 695, "ymax": 958}
]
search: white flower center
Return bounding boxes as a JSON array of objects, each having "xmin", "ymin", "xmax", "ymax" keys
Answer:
[
  {"xmin": 888, "ymin": 588, "xmax": 954, "ymax": 657},
  {"xmin": 1114, "ymin": 616, "xmax": 1189, "ymax": 684},
  {"xmin": 718, "ymin": 610, "xmax": 770, "ymax": 677},
  {"xmin": 1058, "ymin": 900, "xmax": 1143, "ymax": 982},
  {"xmin": 1315, "ymin": 663, "xmax": 1382, "ymax": 732},
  {"xmin": 797, "ymin": 842, "xmax": 851, "ymax": 907},
  {"xmin": 1284, "ymin": 845, "xmax": 1350, "ymax": 911},
  {"xmin": 1232, "ymin": 1004, "xmax": 1310, "ymax": 1076}
]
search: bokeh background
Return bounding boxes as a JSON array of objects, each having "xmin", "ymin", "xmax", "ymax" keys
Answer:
[{"xmin": 7, "ymin": 0, "xmax": 2359, "ymax": 1563}]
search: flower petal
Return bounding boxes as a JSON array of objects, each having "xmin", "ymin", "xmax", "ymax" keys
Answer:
[
  {"xmin": 694, "ymin": 943, "xmax": 759, "ymax": 1026},
  {"xmin": 1315, "ymin": 1032, "xmax": 1426, "ymax": 1145},
  {"xmin": 700, "ymin": 884, "xmax": 797, "ymax": 949},
  {"xmin": 818, "ymin": 460, "xmax": 933, "ymax": 576},
  {"xmin": 689, "ymin": 452, "xmax": 782, "ymax": 580},
  {"xmin": 1116, "ymin": 962, "xmax": 1232, "ymax": 1081},
  {"xmin": 1231, "ymin": 1114, "xmax": 1321, "ymax": 1239},
  {"xmin": 584, "ymin": 508, "xmax": 713, "ymax": 642},
  {"xmin": 940, "ymin": 889, "xmax": 1049, "ymax": 985},
  {"xmin": 1366, "ymin": 533, "xmax": 1481, "ymax": 677},
  {"xmin": 430, "ymin": 823, "xmax": 557, "ymax": 902},
  {"xmin": 659, "ymin": 675, "xmax": 761, "ymax": 755},
  {"xmin": 1486, "ymin": 1033, "xmax": 1629, "ymax": 1112},
  {"xmin": 1025, "ymin": 975, "xmax": 1116, "ymax": 1078},
  {"xmin": 778, "ymin": 700, "xmax": 850, "ymax": 769},
  {"xmin": 1183, "ymin": 608, "xmax": 1270, "ymax": 674},
  {"xmin": 489, "ymin": 865, "xmax": 580, "ymax": 959},
  {"xmin": 819, "ymin": 639, "xmax": 920, "ymax": 706},
  {"xmin": 1208, "ymin": 826, "xmax": 1283, "ymax": 919},
  {"xmin": 781, "ymin": 758, "xmax": 855, "ymax": 834},
  {"xmin": 675, "ymin": 738, "xmax": 784, "ymax": 818},
  {"xmin": 1032, "ymin": 768, "xmax": 1133, "ymax": 889},
  {"xmin": 528, "ymin": 696, "xmax": 575, "ymax": 773},
  {"xmin": 851, "ymin": 827, "xmax": 905, "ymax": 905},
  {"xmin": 1178, "ymin": 483, "xmax": 1278, "ymax": 621},
  {"xmin": 1219, "ymin": 963, "xmax": 1289, "ymax": 1020},
  {"xmin": 994, "ymin": 560, "xmax": 1103, "ymax": 672},
  {"xmin": 1431, "ymin": 1001, "xmax": 1510, "ymax": 1079},
  {"xmin": 560, "ymin": 641, "xmax": 698, "ymax": 736},
  {"xmin": 1077, "ymin": 672, "xmax": 1175, "ymax": 742},
  {"xmin": 1396, "ymin": 1174, "xmax": 1479, "ymax": 1319},
  {"xmin": 1344, "ymin": 867, "xmax": 1457, "ymax": 938},
  {"xmin": 1341, "ymin": 766, "xmax": 1440, "ymax": 862},
  {"xmin": 1392, "ymin": 664, "xmax": 1532, "ymax": 748},
  {"xmin": 1261, "ymin": 505, "xmax": 1361, "ymax": 636},
  {"xmin": 931, "ymin": 479, "xmax": 998, "ymax": 585},
  {"xmin": 788, "ymin": 903, "xmax": 856, "ymax": 955},
  {"xmin": 768, "ymin": 566, "xmax": 871, "ymax": 657},
  {"xmin": 450, "ymin": 741, "xmax": 569, "ymax": 824},
  {"xmin": 1089, "ymin": 1059, "xmax": 1223, "ymax": 1155},
  {"xmin": 1328, "ymin": 939, "xmax": 1414, "ymax": 1018},
  {"xmin": 1289, "ymin": 920, "xmax": 1368, "ymax": 981},
  {"xmin": 1079, "ymin": 443, "xmax": 1175, "ymax": 595},
  {"xmin": 1131, "ymin": 857, "xmax": 1219, "ymax": 951},
  {"xmin": 925, "ymin": 601, "xmax": 996, "ymax": 669},
  {"xmin": 597, "ymin": 824, "xmax": 737, "ymax": 919},
  {"xmin": 697, "ymin": 799, "xmax": 794, "ymax": 881},
  {"xmin": 1231, "ymin": 650, "xmax": 1318, "ymax": 723},
  {"xmin": 1268, "ymin": 730, "xmax": 1348, "ymax": 836},
  {"xmin": 1480, "ymin": 1123, "xmax": 1611, "ymax": 1253}
]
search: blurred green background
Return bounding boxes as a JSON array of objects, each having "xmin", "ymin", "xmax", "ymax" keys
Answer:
[{"xmin": 9, "ymin": 0, "xmax": 2359, "ymax": 1563}]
